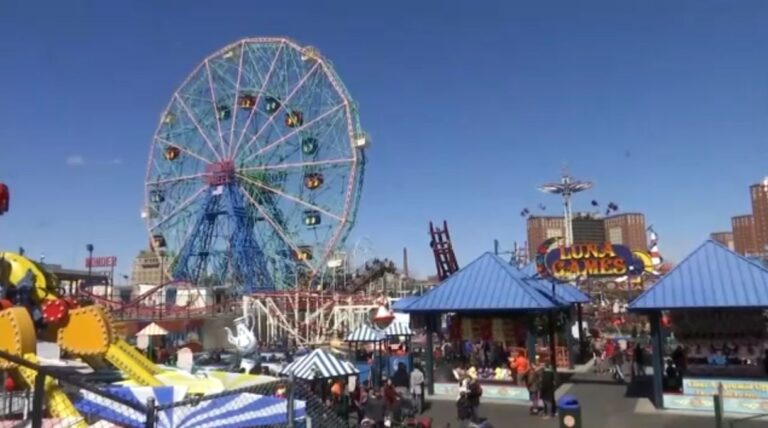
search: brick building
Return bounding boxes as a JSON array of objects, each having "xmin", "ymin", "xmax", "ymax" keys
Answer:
[
  {"xmin": 526, "ymin": 216, "xmax": 565, "ymax": 258},
  {"xmin": 750, "ymin": 183, "xmax": 768, "ymax": 257},
  {"xmin": 572, "ymin": 213, "xmax": 607, "ymax": 244},
  {"xmin": 130, "ymin": 249, "xmax": 167, "ymax": 285},
  {"xmin": 527, "ymin": 212, "xmax": 648, "ymax": 254},
  {"xmin": 732, "ymin": 215, "xmax": 758, "ymax": 256},
  {"xmin": 710, "ymin": 231, "xmax": 735, "ymax": 250},
  {"xmin": 603, "ymin": 213, "xmax": 647, "ymax": 250}
]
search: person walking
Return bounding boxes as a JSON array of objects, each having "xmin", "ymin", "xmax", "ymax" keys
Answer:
[
  {"xmin": 540, "ymin": 361, "xmax": 556, "ymax": 419},
  {"xmin": 611, "ymin": 345, "xmax": 626, "ymax": 383},
  {"xmin": 525, "ymin": 360, "xmax": 543, "ymax": 415},
  {"xmin": 392, "ymin": 362, "xmax": 410, "ymax": 398},
  {"xmin": 410, "ymin": 364, "xmax": 425, "ymax": 414},
  {"xmin": 633, "ymin": 342, "xmax": 646, "ymax": 377}
]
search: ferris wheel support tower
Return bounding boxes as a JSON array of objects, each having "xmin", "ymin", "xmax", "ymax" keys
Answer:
[{"xmin": 538, "ymin": 172, "xmax": 593, "ymax": 247}]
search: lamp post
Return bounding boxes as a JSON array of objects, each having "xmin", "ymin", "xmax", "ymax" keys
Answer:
[
  {"xmin": 86, "ymin": 244, "xmax": 94, "ymax": 287},
  {"xmin": 158, "ymin": 249, "xmax": 165, "ymax": 285},
  {"xmin": 549, "ymin": 278, "xmax": 558, "ymax": 378}
]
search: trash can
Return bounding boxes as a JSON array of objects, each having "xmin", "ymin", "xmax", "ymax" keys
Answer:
[{"xmin": 557, "ymin": 394, "xmax": 581, "ymax": 428}]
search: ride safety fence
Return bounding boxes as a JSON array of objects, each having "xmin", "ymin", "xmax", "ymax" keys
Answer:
[{"xmin": 0, "ymin": 349, "xmax": 351, "ymax": 428}]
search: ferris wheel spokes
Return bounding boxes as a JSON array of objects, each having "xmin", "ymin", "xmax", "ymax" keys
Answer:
[
  {"xmin": 155, "ymin": 137, "xmax": 214, "ymax": 165},
  {"xmin": 227, "ymin": 41, "xmax": 247, "ymax": 159},
  {"xmin": 173, "ymin": 93, "xmax": 223, "ymax": 162},
  {"xmin": 204, "ymin": 60, "xmax": 229, "ymax": 157},
  {"xmin": 149, "ymin": 186, "xmax": 208, "ymax": 231},
  {"xmin": 148, "ymin": 172, "xmax": 209, "ymax": 186},
  {"xmin": 231, "ymin": 42, "xmax": 286, "ymax": 156},
  {"xmin": 238, "ymin": 157, "xmax": 354, "ymax": 172},
  {"xmin": 236, "ymin": 173, "xmax": 344, "ymax": 222},
  {"xmin": 239, "ymin": 62, "xmax": 322, "ymax": 157},
  {"xmin": 240, "ymin": 188, "xmax": 315, "ymax": 272},
  {"xmin": 243, "ymin": 103, "xmax": 345, "ymax": 164}
]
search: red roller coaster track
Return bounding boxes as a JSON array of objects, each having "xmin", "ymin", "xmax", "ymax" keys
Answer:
[{"xmin": 429, "ymin": 220, "xmax": 459, "ymax": 281}]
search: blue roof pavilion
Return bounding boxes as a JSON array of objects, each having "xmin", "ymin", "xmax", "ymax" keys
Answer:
[
  {"xmin": 629, "ymin": 240, "xmax": 768, "ymax": 311},
  {"xmin": 402, "ymin": 253, "xmax": 559, "ymax": 313}
]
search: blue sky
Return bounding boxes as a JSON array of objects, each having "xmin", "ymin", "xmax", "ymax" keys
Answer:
[{"xmin": 1, "ymin": 1, "xmax": 767, "ymax": 280}]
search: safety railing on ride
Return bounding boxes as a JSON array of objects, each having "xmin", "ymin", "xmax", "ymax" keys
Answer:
[
  {"xmin": 0, "ymin": 349, "xmax": 353, "ymax": 428},
  {"xmin": 108, "ymin": 300, "xmax": 242, "ymax": 322}
]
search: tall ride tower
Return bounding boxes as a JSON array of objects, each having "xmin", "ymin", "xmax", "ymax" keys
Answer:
[{"xmin": 538, "ymin": 171, "xmax": 593, "ymax": 246}]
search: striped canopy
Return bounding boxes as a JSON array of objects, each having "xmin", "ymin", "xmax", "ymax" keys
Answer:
[
  {"xmin": 74, "ymin": 386, "xmax": 306, "ymax": 428},
  {"xmin": 383, "ymin": 322, "xmax": 413, "ymax": 337},
  {"xmin": 280, "ymin": 348, "xmax": 359, "ymax": 380},
  {"xmin": 345, "ymin": 324, "xmax": 386, "ymax": 343}
]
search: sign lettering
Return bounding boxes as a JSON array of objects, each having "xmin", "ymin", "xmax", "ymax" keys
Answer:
[
  {"xmin": 542, "ymin": 242, "xmax": 646, "ymax": 279},
  {"xmin": 683, "ymin": 378, "xmax": 768, "ymax": 400},
  {"xmin": 85, "ymin": 256, "xmax": 118, "ymax": 268}
]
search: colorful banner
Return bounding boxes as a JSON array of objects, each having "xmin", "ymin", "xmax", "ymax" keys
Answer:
[
  {"xmin": 665, "ymin": 393, "xmax": 768, "ymax": 415},
  {"xmin": 683, "ymin": 378, "xmax": 768, "ymax": 400},
  {"xmin": 434, "ymin": 382, "xmax": 529, "ymax": 402}
]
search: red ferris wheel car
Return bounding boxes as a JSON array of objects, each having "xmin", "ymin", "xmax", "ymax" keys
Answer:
[{"xmin": 0, "ymin": 183, "xmax": 9, "ymax": 215}]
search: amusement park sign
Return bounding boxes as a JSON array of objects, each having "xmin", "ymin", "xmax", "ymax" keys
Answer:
[
  {"xmin": 539, "ymin": 241, "xmax": 649, "ymax": 279},
  {"xmin": 85, "ymin": 256, "xmax": 118, "ymax": 269}
]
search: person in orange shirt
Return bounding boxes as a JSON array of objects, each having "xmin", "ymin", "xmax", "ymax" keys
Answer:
[
  {"xmin": 514, "ymin": 353, "xmax": 530, "ymax": 385},
  {"xmin": 331, "ymin": 379, "xmax": 344, "ymax": 398}
]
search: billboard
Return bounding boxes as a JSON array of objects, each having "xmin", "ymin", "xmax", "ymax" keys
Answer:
[
  {"xmin": 536, "ymin": 239, "xmax": 653, "ymax": 280},
  {"xmin": 85, "ymin": 256, "xmax": 118, "ymax": 268}
]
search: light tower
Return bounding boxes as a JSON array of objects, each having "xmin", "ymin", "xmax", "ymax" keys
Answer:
[{"xmin": 538, "ymin": 171, "xmax": 593, "ymax": 246}]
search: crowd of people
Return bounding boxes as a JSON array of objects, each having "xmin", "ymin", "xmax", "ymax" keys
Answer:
[{"xmin": 351, "ymin": 363, "xmax": 428, "ymax": 427}]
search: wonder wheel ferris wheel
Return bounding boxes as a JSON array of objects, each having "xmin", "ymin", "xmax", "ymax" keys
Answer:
[{"xmin": 143, "ymin": 37, "xmax": 368, "ymax": 293}]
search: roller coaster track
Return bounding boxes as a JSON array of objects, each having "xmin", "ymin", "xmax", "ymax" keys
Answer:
[{"xmin": 429, "ymin": 220, "xmax": 459, "ymax": 280}]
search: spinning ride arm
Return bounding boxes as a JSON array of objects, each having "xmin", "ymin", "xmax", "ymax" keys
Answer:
[{"xmin": 0, "ymin": 253, "xmax": 163, "ymax": 420}]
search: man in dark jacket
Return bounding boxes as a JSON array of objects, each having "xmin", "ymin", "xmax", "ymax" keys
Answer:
[
  {"xmin": 391, "ymin": 362, "xmax": 410, "ymax": 397},
  {"xmin": 540, "ymin": 363, "xmax": 556, "ymax": 419}
]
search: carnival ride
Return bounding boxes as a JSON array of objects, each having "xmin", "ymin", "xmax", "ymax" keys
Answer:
[
  {"xmin": 0, "ymin": 182, "xmax": 8, "ymax": 216},
  {"xmin": 135, "ymin": 36, "xmax": 385, "ymax": 344},
  {"xmin": 143, "ymin": 37, "xmax": 367, "ymax": 294},
  {"xmin": 429, "ymin": 220, "xmax": 459, "ymax": 281},
  {"xmin": 0, "ymin": 251, "xmax": 169, "ymax": 426}
]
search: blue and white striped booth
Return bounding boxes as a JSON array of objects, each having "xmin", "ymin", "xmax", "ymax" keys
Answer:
[{"xmin": 280, "ymin": 348, "xmax": 359, "ymax": 380}]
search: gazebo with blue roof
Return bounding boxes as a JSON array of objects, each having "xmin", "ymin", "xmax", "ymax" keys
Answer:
[
  {"xmin": 629, "ymin": 240, "xmax": 768, "ymax": 414},
  {"xmin": 401, "ymin": 252, "xmax": 586, "ymax": 400}
]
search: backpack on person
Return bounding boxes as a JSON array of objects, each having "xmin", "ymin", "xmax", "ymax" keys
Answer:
[{"xmin": 469, "ymin": 381, "xmax": 483, "ymax": 397}]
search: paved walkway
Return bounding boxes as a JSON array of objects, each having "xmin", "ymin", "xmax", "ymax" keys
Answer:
[{"xmin": 422, "ymin": 370, "xmax": 767, "ymax": 427}]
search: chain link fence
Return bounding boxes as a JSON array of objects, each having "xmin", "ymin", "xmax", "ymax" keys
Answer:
[{"xmin": 1, "ymin": 349, "xmax": 352, "ymax": 428}]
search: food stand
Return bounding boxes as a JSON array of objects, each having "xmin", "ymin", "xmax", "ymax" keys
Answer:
[
  {"xmin": 629, "ymin": 240, "xmax": 768, "ymax": 415},
  {"xmin": 402, "ymin": 252, "xmax": 579, "ymax": 403}
]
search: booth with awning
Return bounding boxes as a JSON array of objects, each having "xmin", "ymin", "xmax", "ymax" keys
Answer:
[
  {"xmin": 401, "ymin": 252, "xmax": 578, "ymax": 402},
  {"xmin": 629, "ymin": 240, "xmax": 768, "ymax": 414}
]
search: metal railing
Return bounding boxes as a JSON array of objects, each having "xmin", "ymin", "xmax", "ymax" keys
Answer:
[
  {"xmin": 0, "ymin": 349, "xmax": 352, "ymax": 428},
  {"xmin": 729, "ymin": 413, "xmax": 768, "ymax": 427}
]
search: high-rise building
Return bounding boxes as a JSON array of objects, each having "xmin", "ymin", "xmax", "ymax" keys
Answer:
[
  {"xmin": 732, "ymin": 215, "xmax": 757, "ymax": 256},
  {"xmin": 526, "ymin": 216, "xmax": 565, "ymax": 258},
  {"xmin": 603, "ymin": 213, "xmax": 647, "ymax": 250},
  {"xmin": 710, "ymin": 232, "xmax": 735, "ymax": 250},
  {"xmin": 130, "ymin": 249, "xmax": 167, "ymax": 285},
  {"xmin": 572, "ymin": 213, "xmax": 606, "ymax": 244},
  {"xmin": 750, "ymin": 183, "xmax": 768, "ymax": 257}
]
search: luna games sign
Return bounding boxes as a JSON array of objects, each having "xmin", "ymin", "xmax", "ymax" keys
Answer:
[{"xmin": 541, "ymin": 242, "xmax": 649, "ymax": 278}]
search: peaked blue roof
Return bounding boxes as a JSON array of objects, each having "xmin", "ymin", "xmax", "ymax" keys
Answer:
[
  {"xmin": 391, "ymin": 296, "xmax": 420, "ymax": 312},
  {"xmin": 403, "ymin": 253, "xmax": 558, "ymax": 313},
  {"xmin": 515, "ymin": 263, "xmax": 591, "ymax": 304},
  {"xmin": 629, "ymin": 240, "xmax": 768, "ymax": 310}
]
